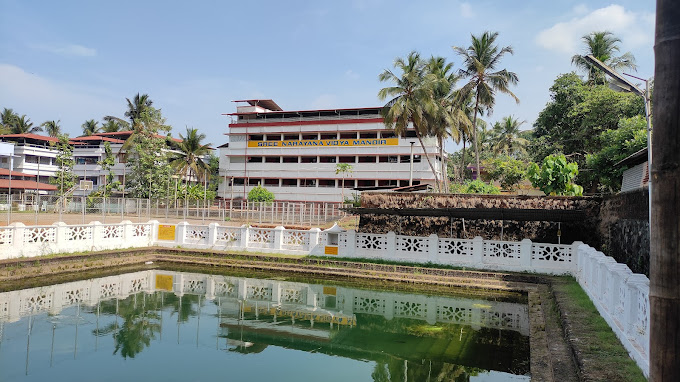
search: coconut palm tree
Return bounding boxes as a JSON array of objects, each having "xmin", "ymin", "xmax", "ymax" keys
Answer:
[
  {"xmin": 101, "ymin": 118, "xmax": 124, "ymax": 133},
  {"xmin": 1, "ymin": 108, "xmax": 19, "ymax": 132},
  {"xmin": 425, "ymin": 56, "xmax": 471, "ymax": 190},
  {"xmin": 169, "ymin": 127, "xmax": 211, "ymax": 183},
  {"xmin": 125, "ymin": 93, "xmax": 153, "ymax": 126},
  {"xmin": 571, "ymin": 31, "xmax": 637, "ymax": 85},
  {"xmin": 81, "ymin": 119, "xmax": 101, "ymax": 136},
  {"xmin": 378, "ymin": 51, "xmax": 441, "ymax": 189},
  {"xmin": 9, "ymin": 115, "xmax": 42, "ymax": 134},
  {"xmin": 454, "ymin": 31, "xmax": 519, "ymax": 180},
  {"xmin": 490, "ymin": 116, "xmax": 528, "ymax": 157},
  {"xmin": 41, "ymin": 120, "xmax": 62, "ymax": 137}
]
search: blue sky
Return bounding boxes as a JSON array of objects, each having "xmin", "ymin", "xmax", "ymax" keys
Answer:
[{"xmin": 0, "ymin": 1, "xmax": 655, "ymax": 151}]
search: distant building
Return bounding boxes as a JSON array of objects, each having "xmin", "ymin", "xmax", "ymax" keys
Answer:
[
  {"xmin": 0, "ymin": 134, "xmax": 60, "ymax": 195},
  {"xmin": 221, "ymin": 100, "xmax": 443, "ymax": 203}
]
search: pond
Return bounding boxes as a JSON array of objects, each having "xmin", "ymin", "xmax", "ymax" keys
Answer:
[{"xmin": 0, "ymin": 269, "xmax": 530, "ymax": 381}]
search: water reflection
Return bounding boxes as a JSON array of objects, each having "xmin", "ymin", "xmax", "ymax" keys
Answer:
[{"xmin": 0, "ymin": 270, "xmax": 530, "ymax": 381}]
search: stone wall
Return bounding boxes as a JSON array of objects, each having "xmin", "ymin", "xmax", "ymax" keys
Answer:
[
  {"xmin": 357, "ymin": 193, "xmax": 602, "ymax": 247},
  {"xmin": 599, "ymin": 188, "xmax": 649, "ymax": 275}
]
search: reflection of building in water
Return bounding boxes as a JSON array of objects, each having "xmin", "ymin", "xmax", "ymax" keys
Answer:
[
  {"xmin": 0, "ymin": 270, "xmax": 530, "ymax": 376},
  {"xmin": 0, "ymin": 270, "xmax": 528, "ymax": 336}
]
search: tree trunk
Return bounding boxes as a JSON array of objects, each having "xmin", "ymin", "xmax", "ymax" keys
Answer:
[
  {"xmin": 472, "ymin": 93, "xmax": 481, "ymax": 180},
  {"xmin": 415, "ymin": 129, "xmax": 440, "ymax": 191},
  {"xmin": 650, "ymin": 1, "xmax": 680, "ymax": 381},
  {"xmin": 460, "ymin": 132, "xmax": 467, "ymax": 181},
  {"xmin": 439, "ymin": 137, "xmax": 447, "ymax": 192}
]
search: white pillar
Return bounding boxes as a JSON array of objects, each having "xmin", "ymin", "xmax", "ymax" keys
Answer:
[
  {"xmin": 274, "ymin": 226, "xmax": 285, "ymax": 250},
  {"xmin": 428, "ymin": 234, "xmax": 439, "ymax": 263},
  {"xmin": 345, "ymin": 230, "xmax": 357, "ymax": 258},
  {"xmin": 520, "ymin": 239, "xmax": 532, "ymax": 270},
  {"xmin": 176, "ymin": 222, "xmax": 189, "ymax": 245},
  {"xmin": 239, "ymin": 224, "xmax": 249, "ymax": 249},
  {"xmin": 472, "ymin": 236, "xmax": 483, "ymax": 266},
  {"xmin": 386, "ymin": 231, "xmax": 397, "ymax": 260},
  {"xmin": 208, "ymin": 223, "xmax": 219, "ymax": 248}
]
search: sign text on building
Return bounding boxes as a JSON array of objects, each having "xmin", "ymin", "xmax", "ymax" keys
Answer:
[{"xmin": 247, "ymin": 138, "xmax": 399, "ymax": 148}]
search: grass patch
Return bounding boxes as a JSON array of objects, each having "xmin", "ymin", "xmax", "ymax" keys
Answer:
[{"xmin": 551, "ymin": 276, "xmax": 647, "ymax": 382}]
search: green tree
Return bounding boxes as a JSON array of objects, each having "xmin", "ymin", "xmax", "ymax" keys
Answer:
[
  {"xmin": 125, "ymin": 133, "xmax": 171, "ymax": 199},
  {"xmin": 101, "ymin": 118, "xmax": 125, "ymax": 133},
  {"xmin": 482, "ymin": 156, "xmax": 528, "ymax": 191},
  {"xmin": 50, "ymin": 134, "xmax": 77, "ymax": 195},
  {"xmin": 425, "ymin": 56, "xmax": 471, "ymax": 190},
  {"xmin": 169, "ymin": 127, "xmax": 211, "ymax": 182},
  {"xmin": 450, "ymin": 179, "xmax": 500, "ymax": 194},
  {"xmin": 454, "ymin": 31, "xmax": 519, "ymax": 180},
  {"xmin": 40, "ymin": 120, "xmax": 62, "ymax": 137},
  {"xmin": 247, "ymin": 185, "xmax": 274, "ymax": 203},
  {"xmin": 1, "ymin": 108, "xmax": 19, "ymax": 132},
  {"xmin": 585, "ymin": 115, "xmax": 647, "ymax": 193},
  {"xmin": 571, "ymin": 31, "xmax": 637, "ymax": 84},
  {"xmin": 89, "ymin": 142, "xmax": 120, "ymax": 197},
  {"xmin": 81, "ymin": 119, "xmax": 100, "ymax": 136},
  {"xmin": 527, "ymin": 154, "xmax": 583, "ymax": 196},
  {"xmin": 378, "ymin": 51, "xmax": 441, "ymax": 189},
  {"xmin": 489, "ymin": 116, "xmax": 528, "ymax": 157},
  {"xmin": 9, "ymin": 114, "xmax": 41, "ymax": 134},
  {"xmin": 335, "ymin": 162, "xmax": 353, "ymax": 202}
]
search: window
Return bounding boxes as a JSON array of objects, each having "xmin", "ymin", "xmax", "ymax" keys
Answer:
[
  {"xmin": 281, "ymin": 179, "xmax": 297, "ymax": 187},
  {"xmin": 341, "ymin": 179, "xmax": 355, "ymax": 188},
  {"xmin": 233, "ymin": 178, "xmax": 245, "ymax": 186},
  {"xmin": 248, "ymin": 178, "xmax": 261, "ymax": 186},
  {"xmin": 378, "ymin": 179, "xmax": 398, "ymax": 187},
  {"xmin": 301, "ymin": 156, "xmax": 317, "ymax": 163},
  {"xmin": 358, "ymin": 180, "xmax": 374, "ymax": 187},
  {"xmin": 282, "ymin": 156, "xmax": 298, "ymax": 163},
  {"xmin": 358, "ymin": 156, "xmax": 376, "ymax": 163},
  {"xmin": 264, "ymin": 178, "xmax": 279, "ymax": 186},
  {"xmin": 248, "ymin": 134, "xmax": 264, "ymax": 141},
  {"xmin": 359, "ymin": 132, "xmax": 377, "ymax": 139},
  {"xmin": 283, "ymin": 134, "xmax": 299, "ymax": 140},
  {"xmin": 318, "ymin": 179, "xmax": 335, "ymax": 187},
  {"xmin": 381, "ymin": 131, "xmax": 396, "ymax": 139},
  {"xmin": 340, "ymin": 132, "xmax": 356, "ymax": 139},
  {"xmin": 265, "ymin": 156, "xmax": 280, "ymax": 163},
  {"xmin": 265, "ymin": 134, "xmax": 281, "ymax": 141},
  {"xmin": 301, "ymin": 179, "xmax": 316, "ymax": 187},
  {"xmin": 319, "ymin": 156, "xmax": 336, "ymax": 163},
  {"xmin": 231, "ymin": 157, "xmax": 245, "ymax": 163},
  {"xmin": 301, "ymin": 134, "xmax": 318, "ymax": 140},
  {"xmin": 338, "ymin": 156, "xmax": 355, "ymax": 163},
  {"xmin": 404, "ymin": 130, "xmax": 417, "ymax": 138},
  {"xmin": 247, "ymin": 156, "xmax": 263, "ymax": 163},
  {"xmin": 320, "ymin": 133, "xmax": 337, "ymax": 140}
]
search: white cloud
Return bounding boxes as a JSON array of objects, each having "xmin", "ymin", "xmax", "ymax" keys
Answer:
[
  {"xmin": 460, "ymin": 2, "xmax": 473, "ymax": 19},
  {"xmin": 573, "ymin": 4, "xmax": 589, "ymax": 15},
  {"xmin": 31, "ymin": 43, "xmax": 96, "ymax": 57},
  {"xmin": 536, "ymin": 5, "xmax": 654, "ymax": 55}
]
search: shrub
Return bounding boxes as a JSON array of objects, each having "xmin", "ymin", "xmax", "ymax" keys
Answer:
[
  {"xmin": 247, "ymin": 185, "xmax": 275, "ymax": 203},
  {"xmin": 528, "ymin": 154, "xmax": 583, "ymax": 196},
  {"xmin": 449, "ymin": 180, "xmax": 501, "ymax": 194}
]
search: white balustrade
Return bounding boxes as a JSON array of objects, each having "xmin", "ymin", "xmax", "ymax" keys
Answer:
[{"xmin": 0, "ymin": 220, "xmax": 650, "ymax": 376}]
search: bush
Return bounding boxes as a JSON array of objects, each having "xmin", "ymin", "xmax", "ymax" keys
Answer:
[
  {"xmin": 482, "ymin": 157, "xmax": 527, "ymax": 191},
  {"xmin": 247, "ymin": 185, "xmax": 275, "ymax": 203},
  {"xmin": 528, "ymin": 154, "xmax": 583, "ymax": 196},
  {"xmin": 449, "ymin": 180, "xmax": 501, "ymax": 194}
]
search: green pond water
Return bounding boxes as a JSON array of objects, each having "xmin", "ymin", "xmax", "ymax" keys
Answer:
[{"xmin": 0, "ymin": 269, "xmax": 530, "ymax": 381}]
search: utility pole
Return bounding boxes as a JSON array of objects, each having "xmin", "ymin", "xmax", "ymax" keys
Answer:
[{"xmin": 650, "ymin": 1, "xmax": 680, "ymax": 380}]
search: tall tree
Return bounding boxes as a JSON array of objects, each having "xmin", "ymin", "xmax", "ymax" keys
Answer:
[
  {"xmin": 169, "ymin": 127, "xmax": 211, "ymax": 183},
  {"xmin": 9, "ymin": 115, "xmax": 42, "ymax": 134},
  {"xmin": 81, "ymin": 119, "xmax": 100, "ymax": 136},
  {"xmin": 1, "ymin": 108, "xmax": 19, "ymax": 133},
  {"xmin": 335, "ymin": 163, "xmax": 353, "ymax": 202},
  {"xmin": 101, "ymin": 119, "xmax": 124, "ymax": 133},
  {"xmin": 425, "ymin": 56, "xmax": 470, "ymax": 190},
  {"xmin": 378, "ymin": 51, "xmax": 441, "ymax": 190},
  {"xmin": 490, "ymin": 116, "xmax": 528, "ymax": 157},
  {"xmin": 50, "ymin": 134, "xmax": 77, "ymax": 195},
  {"xmin": 41, "ymin": 120, "xmax": 62, "ymax": 137},
  {"xmin": 454, "ymin": 31, "xmax": 519, "ymax": 180},
  {"xmin": 571, "ymin": 31, "xmax": 637, "ymax": 84},
  {"xmin": 650, "ymin": 1, "xmax": 680, "ymax": 380},
  {"xmin": 125, "ymin": 93, "xmax": 153, "ymax": 126}
]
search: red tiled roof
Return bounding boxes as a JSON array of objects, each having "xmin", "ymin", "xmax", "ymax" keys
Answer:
[
  {"xmin": 71, "ymin": 136, "xmax": 126, "ymax": 144},
  {"xmin": 0, "ymin": 133, "xmax": 60, "ymax": 143},
  {"xmin": 0, "ymin": 168, "xmax": 36, "ymax": 177},
  {"xmin": 0, "ymin": 179, "xmax": 57, "ymax": 191}
]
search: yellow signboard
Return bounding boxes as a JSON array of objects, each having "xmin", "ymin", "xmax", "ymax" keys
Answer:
[
  {"xmin": 324, "ymin": 246, "xmax": 338, "ymax": 255},
  {"xmin": 323, "ymin": 286, "xmax": 337, "ymax": 296},
  {"xmin": 248, "ymin": 138, "xmax": 399, "ymax": 148},
  {"xmin": 155, "ymin": 274, "xmax": 174, "ymax": 291},
  {"xmin": 158, "ymin": 225, "xmax": 176, "ymax": 241}
]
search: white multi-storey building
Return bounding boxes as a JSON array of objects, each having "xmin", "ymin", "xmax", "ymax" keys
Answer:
[
  {"xmin": 220, "ymin": 100, "xmax": 443, "ymax": 203},
  {"xmin": 0, "ymin": 134, "xmax": 60, "ymax": 194}
]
